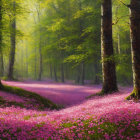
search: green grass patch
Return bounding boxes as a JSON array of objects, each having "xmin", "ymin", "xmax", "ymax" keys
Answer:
[
  {"xmin": 24, "ymin": 115, "xmax": 31, "ymax": 120},
  {"xmin": 60, "ymin": 117, "xmax": 139, "ymax": 140},
  {"xmin": 36, "ymin": 122, "xmax": 46, "ymax": 128}
]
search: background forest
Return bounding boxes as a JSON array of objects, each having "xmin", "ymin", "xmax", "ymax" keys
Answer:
[
  {"xmin": 0, "ymin": 0, "xmax": 140, "ymax": 139},
  {"xmin": 0, "ymin": 0, "xmax": 132, "ymax": 85}
]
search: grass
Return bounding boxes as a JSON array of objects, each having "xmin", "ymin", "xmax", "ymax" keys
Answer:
[
  {"xmin": 60, "ymin": 117, "xmax": 139, "ymax": 139},
  {"xmin": 1, "ymin": 85, "xmax": 59, "ymax": 110}
]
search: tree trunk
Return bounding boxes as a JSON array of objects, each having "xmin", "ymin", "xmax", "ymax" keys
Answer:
[
  {"xmin": 0, "ymin": 51, "xmax": 4, "ymax": 76},
  {"xmin": 127, "ymin": 0, "xmax": 140, "ymax": 100},
  {"xmin": 34, "ymin": 46, "xmax": 37, "ymax": 80},
  {"xmin": 26, "ymin": 46, "xmax": 28, "ymax": 78},
  {"xmin": 54, "ymin": 66, "xmax": 58, "ymax": 82},
  {"xmin": 8, "ymin": 1, "xmax": 16, "ymax": 80},
  {"xmin": 94, "ymin": 62, "xmax": 100, "ymax": 84},
  {"xmin": 0, "ymin": 0, "xmax": 3, "ymax": 88},
  {"xmin": 118, "ymin": 33, "xmax": 121, "ymax": 54},
  {"xmin": 35, "ymin": 3, "xmax": 43, "ymax": 81},
  {"xmin": 75, "ymin": 65, "xmax": 81, "ymax": 84},
  {"xmin": 61, "ymin": 63, "xmax": 65, "ymax": 83},
  {"xmin": 38, "ymin": 38, "xmax": 42, "ymax": 81},
  {"xmin": 50, "ymin": 63, "xmax": 53, "ymax": 79},
  {"xmin": 101, "ymin": 0, "xmax": 118, "ymax": 94},
  {"xmin": 80, "ymin": 62, "xmax": 85, "ymax": 85}
]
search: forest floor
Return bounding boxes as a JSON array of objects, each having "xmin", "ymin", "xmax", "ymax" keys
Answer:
[
  {"xmin": 2, "ymin": 80, "xmax": 101, "ymax": 106},
  {"xmin": 0, "ymin": 80, "xmax": 139, "ymax": 139}
]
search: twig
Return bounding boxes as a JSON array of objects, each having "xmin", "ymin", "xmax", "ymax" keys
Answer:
[
  {"xmin": 113, "ymin": 15, "xmax": 129, "ymax": 25},
  {"xmin": 118, "ymin": 0, "xmax": 130, "ymax": 8}
]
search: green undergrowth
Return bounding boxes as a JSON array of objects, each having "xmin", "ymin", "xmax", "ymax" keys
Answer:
[
  {"xmin": 1, "ymin": 85, "xmax": 59, "ymax": 110},
  {"xmin": 1, "ymin": 77, "xmax": 19, "ymax": 81},
  {"xmin": 60, "ymin": 117, "xmax": 139, "ymax": 139}
]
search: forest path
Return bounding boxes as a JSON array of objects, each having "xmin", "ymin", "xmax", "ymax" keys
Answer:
[{"xmin": 2, "ymin": 81, "xmax": 101, "ymax": 106}]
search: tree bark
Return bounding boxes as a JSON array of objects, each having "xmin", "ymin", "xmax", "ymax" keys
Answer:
[
  {"xmin": 94, "ymin": 62, "xmax": 100, "ymax": 84},
  {"xmin": 50, "ymin": 63, "xmax": 53, "ymax": 79},
  {"xmin": 38, "ymin": 18, "xmax": 43, "ymax": 81},
  {"xmin": 80, "ymin": 62, "xmax": 85, "ymax": 85},
  {"xmin": 127, "ymin": 0, "xmax": 140, "ymax": 100},
  {"xmin": 34, "ymin": 46, "xmax": 37, "ymax": 80},
  {"xmin": 75, "ymin": 65, "xmax": 81, "ymax": 84},
  {"xmin": 0, "ymin": 0, "xmax": 4, "ymax": 77},
  {"xmin": 8, "ymin": 1, "xmax": 16, "ymax": 80},
  {"xmin": 117, "ymin": 33, "xmax": 121, "ymax": 54},
  {"xmin": 61, "ymin": 63, "xmax": 65, "ymax": 83},
  {"xmin": 0, "ymin": 0, "xmax": 3, "ymax": 88},
  {"xmin": 54, "ymin": 66, "xmax": 58, "ymax": 82},
  {"xmin": 0, "ymin": 51, "xmax": 4, "ymax": 76},
  {"xmin": 26, "ymin": 46, "xmax": 28, "ymax": 78},
  {"xmin": 101, "ymin": 0, "xmax": 118, "ymax": 94},
  {"xmin": 38, "ymin": 38, "xmax": 42, "ymax": 81}
]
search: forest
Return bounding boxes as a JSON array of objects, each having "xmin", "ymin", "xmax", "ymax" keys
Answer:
[{"xmin": 0, "ymin": 0, "xmax": 139, "ymax": 139}]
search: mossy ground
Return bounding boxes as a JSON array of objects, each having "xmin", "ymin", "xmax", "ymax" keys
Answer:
[
  {"xmin": 86, "ymin": 89, "xmax": 118, "ymax": 99},
  {"xmin": 0, "ymin": 84, "xmax": 59, "ymax": 110}
]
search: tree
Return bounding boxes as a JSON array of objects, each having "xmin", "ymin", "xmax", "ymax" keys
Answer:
[
  {"xmin": 35, "ymin": 2, "xmax": 43, "ymax": 81},
  {"xmin": 101, "ymin": 0, "xmax": 118, "ymax": 94},
  {"xmin": 0, "ymin": 0, "xmax": 4, "ymax": 77},
  {"xmin": 0, "ymin": 0, "xmax": 3, "ymax": 88},
  {"xmin": 7, "ymin": 1, "xmax": 16, "ymax": 80},
  {"xmin": 127, "ymin": 0, "xmax": 140, "ymax": 100}
]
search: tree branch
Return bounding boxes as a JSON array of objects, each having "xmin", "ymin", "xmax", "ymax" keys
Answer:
[
  {"xmin": 118, "ymin": 0, "xmax": 130, "ymax": 8},
  {"xmin": 112, "ymin": 15, "xmax": 129, "ymax": 25}
]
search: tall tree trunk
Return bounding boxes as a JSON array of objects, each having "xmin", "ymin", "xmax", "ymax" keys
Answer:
[
  {"xmin": 117, "ymin": 33, "xmax": 121, "ymax": 54},
  {"xmin": 61, "ymin": 63, "xmax": 64, "ymax": 83},
  {"xmin": 26, "ymin": 46, "xmax": 28, "ymax": 78},
  {"xmin": 38, "ymin": 37, "xmax": 42, "ymax": 81},
  {"xmin": 0, "ymin": 47, "xmax": 4, "ymax": 77},
  {"xmin": 50, "ymin": 63, "xmax": 53, "ymax": 79},
  {"xmin": 75, "ymin": 0, "xmax": 83, "ymax": 85},
  {"xmin": 101, "ymin": 0, "xmax": 118, "ymax": 94},
  {"xmin": 94, "ymin": 62, "xmax": 100, "ymax": 84},
  {"xmin": 36, "ymin": 5, "xmax": 43, "ymax": 81},
  {"xmin": 75, "ymin": 65, "xmax": 81, "ymax": 84},
  {"xmin": 21, "ymin": 44, "xmax": 24, "ymax": 79},
  {"xmin": 54, "ymin": 66, "xmax": 58, "ymax": 82},
  {"xmin": 80, "ymin": 62, "xmax": 85, "ymax": 85},
  {"xmin": 0, "ymin": 0, "xmax": 3, "ymax": 88},
  {"xmin": 127, "ymin": 0, "xmax": 140, "ymax": 100},
  {"xmin": 64, "ymin": 64, "xmax": 69, "ymax": 80},
  {"xmin": 34, "ymin": 46, "xmax": 37, "ymax": 79},
  {"xmin": 8, "ymin": 1, "xmax": 16, "ymax": 80},
  {"xmin": 60, "ymin": 50, "xmax": 65, "ymax": 83}
]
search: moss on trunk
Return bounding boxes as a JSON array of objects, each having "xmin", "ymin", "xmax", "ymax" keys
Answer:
[
  {"xmin": 126, "ymin": 87, "xmax": 140, "ymax": 101},
  {"xmin": 127, "ymin": 0, "xmax": 140, "ymax": 100}
]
